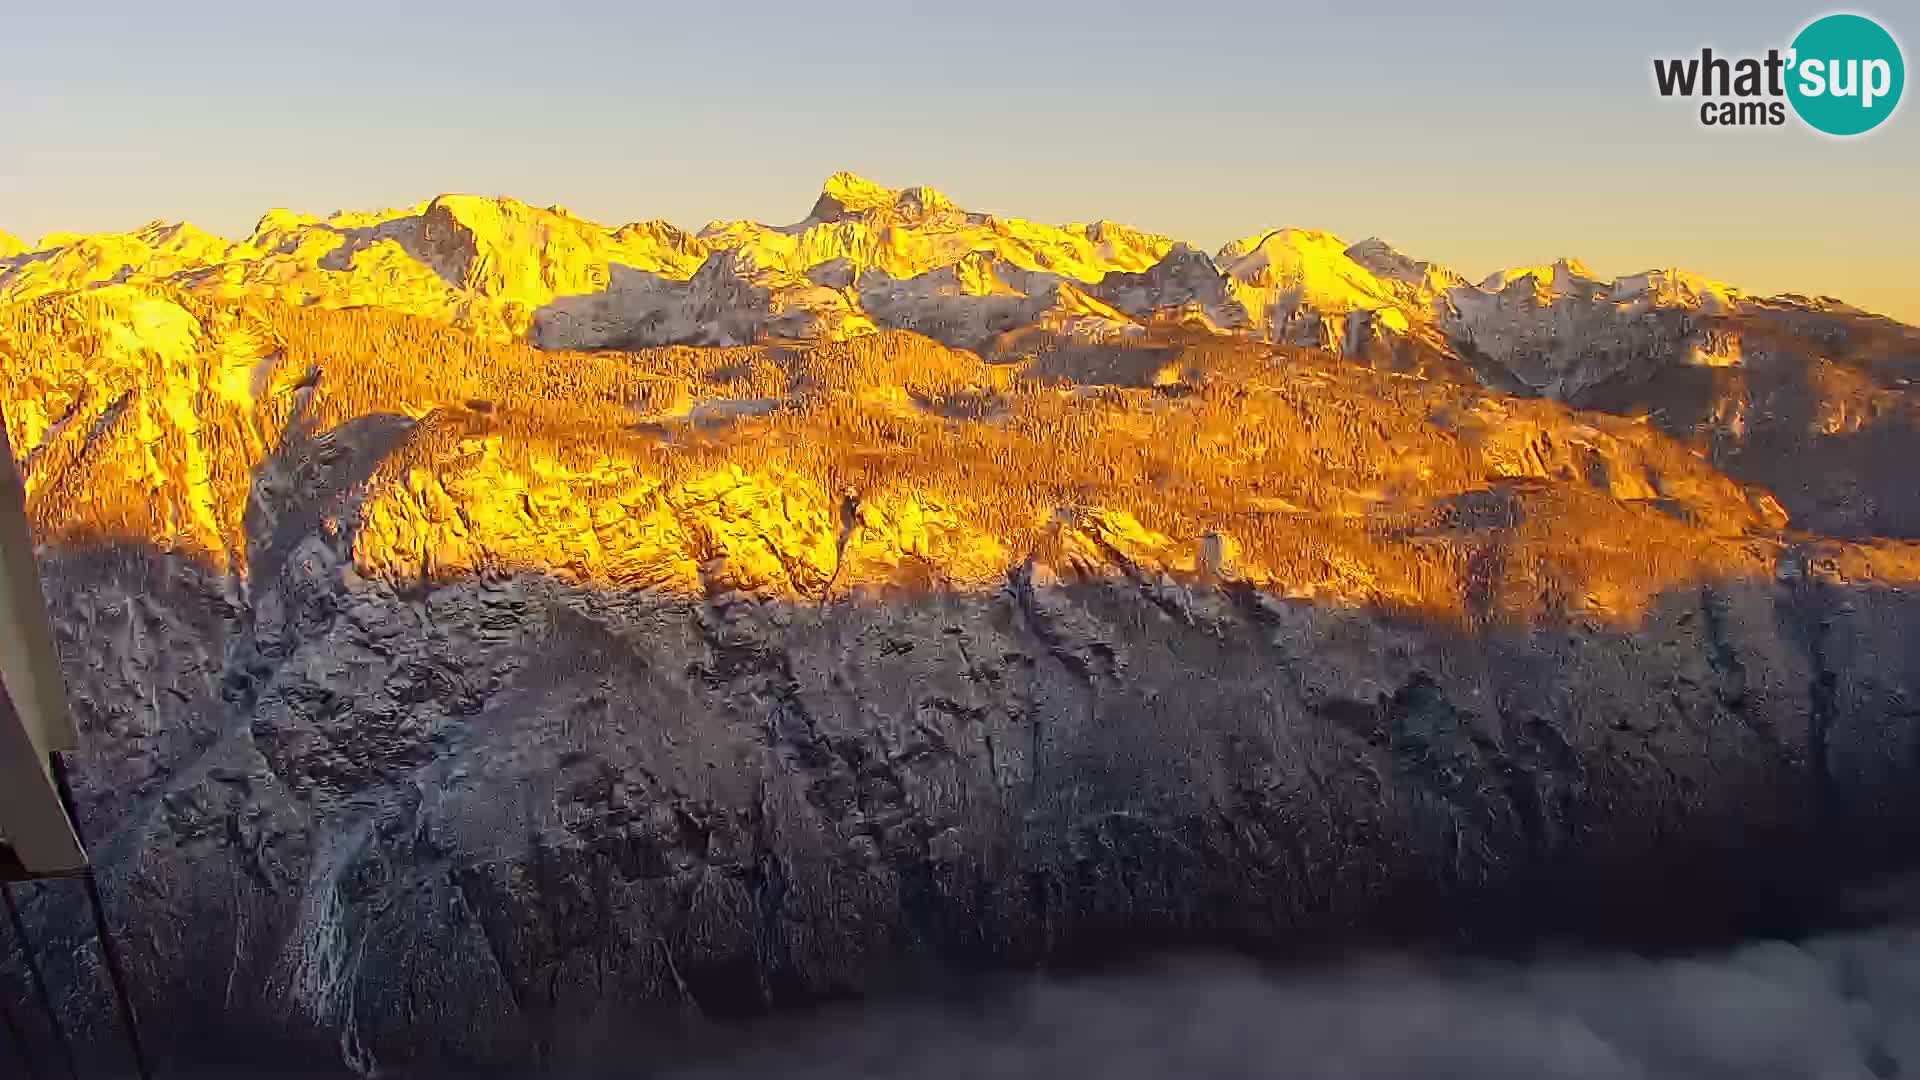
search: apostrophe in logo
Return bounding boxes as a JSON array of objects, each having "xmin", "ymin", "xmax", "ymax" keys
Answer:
[
  {"xmin": 1652, "ymin": 12, "xmax": 1905, "ymax": 135},
  {"xmin": 1787, "ymin": 13, "xmax": 1904, "ymax": 135}
]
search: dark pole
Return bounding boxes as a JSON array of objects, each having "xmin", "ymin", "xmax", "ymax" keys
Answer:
[
  {"xmin": 48, "ymin": 754, "xmax": 155, "ymax": 1080},
  {"xmin": 1, "ymin": 886, "xmax": 72, "ymax": 1080}
]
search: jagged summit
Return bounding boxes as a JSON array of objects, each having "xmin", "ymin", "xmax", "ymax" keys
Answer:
[
  {"xmin": 1613, "ymin": 267, "xmax": 1740, "ymax": 310},
  {"xmin": 807, "ymin": 171, "xmax": 959, "ymax": 225},
  {"xmin": 1480, "ymin": 257, "xmax": 1600, "ymax": 295},
  {"xmin": 248, "ymin": 207, "xmax": 322, "ymax": 239},
  {"xmin": 1211, "ymin": 227, "xmax": 1418, "ymax": 345},
  {"xmin": 1343, "ymin": 237, "xmax": 1425, "ymax": 282},
  {"xmin": 815, "ymin": 170, "xmax": 903, "ymax": 213},
  {"xmin": 1216, "ymin": 227, "xmax": 1400, "ymax": 304},
  {"xmin": 1343, "ymin": 237, "xmax": 1464, "ymax": 291}
]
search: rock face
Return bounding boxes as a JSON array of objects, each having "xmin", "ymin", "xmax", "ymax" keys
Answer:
[
  {"xmin": 0, "ymin": 182, "xmax": 1917, "ymax": 1076},
  {"xmin": 1571, "ymin": 302, "xmax": 1920, "ymax": 539},
  {"xmin": 13, "ymin": 519, "xmax": 1920, "ymax": 1077}
]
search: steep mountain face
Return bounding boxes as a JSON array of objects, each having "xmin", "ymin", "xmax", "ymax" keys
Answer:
[
  {"xmin": 1, "ymin": 179, "xmax": 1919, "ymax": 1076},
  {"xmin": 1568, "ymin": 302, "xmax": 1920, "ymax": 539}
]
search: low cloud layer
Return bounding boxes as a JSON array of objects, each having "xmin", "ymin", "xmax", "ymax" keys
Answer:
[
  {"xmin": 164, "ymin": 915, "xmax": 1920, "ymax": 1078},
  {"xmin": 614, "ymin": 926, "xmax": 1920, "ymax": 1080}
]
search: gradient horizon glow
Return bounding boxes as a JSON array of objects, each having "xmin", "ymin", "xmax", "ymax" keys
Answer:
[{"xmin": 4, "ymin": 1, "xmax": 1915, "ymax": 320}]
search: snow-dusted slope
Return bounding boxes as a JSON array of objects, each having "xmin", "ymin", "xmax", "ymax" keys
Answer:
[
  {"xmin": 0, "ymin": 172, "xmax": 1892, "ymax": 393},
  {"xmin": 1444, "ymin": 258, "xmax": 1749, "ymax": 398},
  {"xmin": 1213, "ymin": 228, "xmax": 1423, "ymax": 351}
]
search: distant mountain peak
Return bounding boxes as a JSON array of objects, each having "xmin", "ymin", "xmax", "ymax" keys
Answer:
[
  {"xmin": 1217, "ymin": 227, "xmax": 1350, "ymax": 261},
  {"xmin": 1344, "ymin": 238, "xmax": 1450, "ymax": 286},
  {"xmin": 809, "ymin": 171, "xmax": 957, "ymax": 223},
  {"xmin": 1480, "ymin": 258, "xmax": 1598, "ymax": 294}
]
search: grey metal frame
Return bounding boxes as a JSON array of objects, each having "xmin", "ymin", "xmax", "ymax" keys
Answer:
[{"xmin": 1, "ymin": 403, "xmax": 153, "ymax": 1078}]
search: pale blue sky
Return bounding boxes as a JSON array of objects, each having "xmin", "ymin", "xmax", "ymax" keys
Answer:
[{"xmin": 3, "ymin": 1, "xmax": 1915, "ymax": 319}]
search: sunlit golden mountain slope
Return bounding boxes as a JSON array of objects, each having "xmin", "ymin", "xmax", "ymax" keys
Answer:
[
  {"xmin": 3, "ymin": 173, "xmax": 1916, "ymax": 552},
  {"xmin": 12, "ymin": 282, "xmax": 1906, "ymax": 633}
]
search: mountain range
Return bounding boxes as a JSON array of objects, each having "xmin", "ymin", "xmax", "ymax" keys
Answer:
[
  {"xmin": 3, "ymin": 173, "xmax": 1920, "ymax": 1075},
  {"xmin": 0, "ymin": 171, "xmax": 1856, "ymax": 388}
]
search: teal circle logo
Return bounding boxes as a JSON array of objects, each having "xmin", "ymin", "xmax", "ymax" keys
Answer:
[{"xmin": 1787, "ymin": 13, "xmax": 1905, "ymax": 135}]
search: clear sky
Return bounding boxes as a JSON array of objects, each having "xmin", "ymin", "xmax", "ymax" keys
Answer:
[{"xmin": 4, "ymin": 1, "xmax": 1916, "ymax": 321}]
